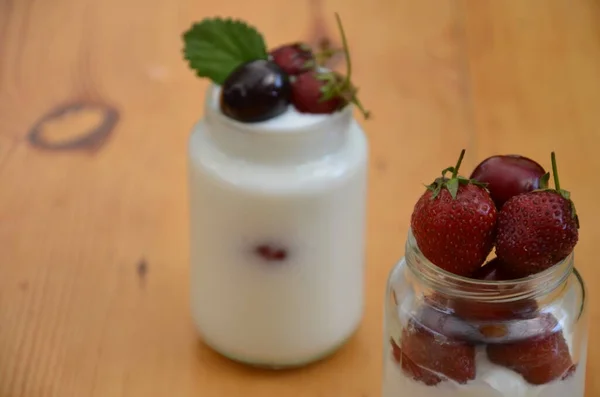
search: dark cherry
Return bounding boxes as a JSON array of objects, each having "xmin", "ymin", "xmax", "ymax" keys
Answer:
[
  {"xmin": 255, "ymin": 244, "xmax": 287, "ymax": 262},
  {"xmin": 470, "ymin": 155, "xmax": 546, "ymax": 209},
  {"xmin": 270, "ymin": 43, "xmax": 315, "ymax": 75},
  {"xmin": 220, "ymin": 60, "xmax": 291, "ymax": 122}
]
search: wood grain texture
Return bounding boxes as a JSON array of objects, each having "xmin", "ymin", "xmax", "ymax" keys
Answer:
[{"xmin": 0, "ymin": 0, "xmax": 598, "ymax": 395}]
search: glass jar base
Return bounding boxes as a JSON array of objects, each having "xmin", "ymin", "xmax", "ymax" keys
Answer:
[{"xmin": 199, "ymin": 329, "xmax": 358, "ymax": 370}]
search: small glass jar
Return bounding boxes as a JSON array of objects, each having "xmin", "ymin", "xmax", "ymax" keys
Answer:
[
  {"xmin": 188, "ymin": 86, "xmax": 368, "ymax": 368},
  {"xmin": 382, "ymin": 230, "xmax": 588, "ymax": 397}
]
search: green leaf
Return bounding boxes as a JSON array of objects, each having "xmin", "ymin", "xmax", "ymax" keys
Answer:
[
  {"xmin": 446, "ymin": 178, "xmax": 459, "ymax": 199},
  {"xmin": 182, "ymin": 18, "xmax": 268, "ymax": 85}
]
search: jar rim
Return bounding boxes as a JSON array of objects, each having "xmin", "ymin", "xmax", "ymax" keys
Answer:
[{"xmin": 404, "ymin": 228, "xmax": 574, "ymax": 301}]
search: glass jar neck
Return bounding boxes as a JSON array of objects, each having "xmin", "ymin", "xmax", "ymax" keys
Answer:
[
  {"xmin": 203, "ymin": 86, "xmax": 353, "ymax": 165},
  {"xmin": 404, "ymin": 229, "xmax": 574, "ymax": 302}
]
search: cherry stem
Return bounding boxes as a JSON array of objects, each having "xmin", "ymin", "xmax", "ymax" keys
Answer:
[
  {"xmin": 334, "ymin": 12, "xmax": 370, "ymax": 119},
  {"xmin": 452, "ymin": 149, "xmax": 466, "ymax": 179},
  {"xmin": 335, "ymin": 13, "xmax": 351, "ymax": 82},
  {"xmin": 551, "ymin": 152, "xmax": 561, "ymax": 191}
]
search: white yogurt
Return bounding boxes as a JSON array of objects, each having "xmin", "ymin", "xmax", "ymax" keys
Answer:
[
  {"xmin": 382, "ymin": 341, "xmax": 586, "ymax": 397},
  {"xmin": 188, "ymin": 86, "xmax": 368, "ymax": 367}
]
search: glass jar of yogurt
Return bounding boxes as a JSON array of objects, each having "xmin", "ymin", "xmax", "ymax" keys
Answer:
[
  {"xmin": 382, "ymin": 230, "xmax": 588, "ymax": 397},
  {"xmin": 188, "ymin": 86, "xmax": 368, "ymax": 368}
]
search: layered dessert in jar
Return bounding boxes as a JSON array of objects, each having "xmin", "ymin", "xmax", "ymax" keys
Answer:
[
  {"xmin": 182, "ymin": 14, "xmax": 370, "ymax": 367},
  {"xmin": 382, "ymin": 151, "xmax": 588, "ymax": 396}
]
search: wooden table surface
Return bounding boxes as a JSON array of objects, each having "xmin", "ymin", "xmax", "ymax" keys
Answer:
[{"xmin": 1, "ymin": 0, "xmax": 599, "ymax": 395}]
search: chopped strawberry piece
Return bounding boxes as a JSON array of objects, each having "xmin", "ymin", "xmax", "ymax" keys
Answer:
[
  {"xmin": 486, "ymin": 330, "xmax": 574, "ymax": 385},
  {"xmin": 450, "ymin": 258, "xmax": 539, "ymax": 322},
  {"xmin": 255, "ymin": 244, "xmax": 287, "ymax": 261},
  {"xmin": 390, "ymin": 338, "xmax": 442, "ymax": 386},
  {"xmin": 401, "ymin": 320, "xmax": 476, "ymax": 384}
]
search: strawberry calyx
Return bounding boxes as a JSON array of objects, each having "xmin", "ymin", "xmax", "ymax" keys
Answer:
[
  {"xmin": 531, "ymin": 152, "xmax": 578, "ymax": 227},
  {"xmin": 315, "ymin": 13, "xmax": 370, "ymax": 119},
  {"xmin": 549, "ymin": 152, "xmax": 579, "ymax": 227},
  {"xmin": 313, "ymin": 39, "xmax": 343, "ymax": 67},
  {"xmin": 426, "ymin": 149, "xmax": 487, "ymax": 200}
]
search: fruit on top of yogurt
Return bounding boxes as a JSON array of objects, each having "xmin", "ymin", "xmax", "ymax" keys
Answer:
[
  {"xmin": 411, "ymin": 149, "xmax": 497, "ymax": 276},
  {"xmin": 401, "ymin": 319, "xmax": 476, "ymax": 384},
  {"xmin": 470, "ymin": 155, "xmax": 547, "ymax": 209},
  {"xmin": 291, "ymin": 14, "xmax": 370, "ymax": 118},
  {"xmin": 390, "ymin": 338, "xmax": 442, "ymax": 386},
  {"xmin": 182, "ymin": 14, "xmax": 370, "ymax": 121},
  {"xmin": 495, "ymin": 152, "xmax": 579, "ymax": 278},
  {"xmin": 291, "ymin": 71, "xmax": 346, "ymax": 114},
  {"xmin": 486, "ymin": 330, "xmax": 574, "ymax": 385},
  {"xmin": 220, "ymin": 60, "xmax": 291, "ymax": 122},
  {"xmin": 270, "ymin": 43, "xmax": 315, "ymax": 75}
]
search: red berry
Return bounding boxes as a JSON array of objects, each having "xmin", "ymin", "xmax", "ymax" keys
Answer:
[
  {"xmin": 290, "ymin": 71, "xmax": 345, "ymax": 115},
  {"xmin": 496, "ymin": 191, "xmax": 578, "ymax": 277},
  {"xmin": 451, "ymin": 258, "xmax": 538, "ymax": 322},
  {"xmin": 411, "ymin": 151, "xmax": 497, "ymax": 276},
  {"xmin": 391, "ymin": 338, "xmax": 442, "ymax": 386},
  {"xmin": 495, "ymin": 152, "xmax": 578, "ymax": 277},
  {"xmin": 390, "ymin": 338, "xmax": 402, "ymax": 362},
  {"xmin": 255, "ymin": 244, "xmax": 287, "ymax": 261},
  {"xmin": 269, "ymin": 43, "xmax": 315, "ymax": 75},
  {"xmin": 486, "ymin": 330, "xmax": 574, "ymax": 385},
  {"xmin": 470, "ymin": 155, "xmax": 546, "ymax": 209},
  {"xmin": 401, "ymin": 319, "xmax": 476, "ymax": 384}
]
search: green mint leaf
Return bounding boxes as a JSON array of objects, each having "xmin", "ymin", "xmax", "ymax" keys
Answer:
[{"xmin": 183, "ymin": 18, "xmax": 268, "ymax": 85}]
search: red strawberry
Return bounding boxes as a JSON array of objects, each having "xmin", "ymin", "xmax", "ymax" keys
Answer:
[
  {"xmin": 495, "ymin": 153, "xmax": 579, "ymax": 278},
  {"xmin": 411, "ymin": 150, "xmax": 497, "ymax": 276},
  {"xmin": 291, "ymin": 71, "xmax": 346, "ymax": 114},
  {"xmin": 451, "ymin": 258, "xmax": 538, "ymax": 323},
  {"xmin": 401, "ymin": 319, "xmax": 476, "ymax": 384},
  {"xmin": 486, "ymin": 330, "xmax": 574, "ymax": 385},
  {"xmin": 390, "ymin": 338, "xmax": 442, "ymax": 385},
  {"xmin": 289, "ymin": 14, "xmax": 370, "ymax": 118},
  {"xmin": 269, "ymin": 43, "xmax": 315, "ymax": 75}
]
